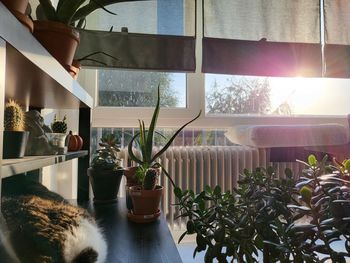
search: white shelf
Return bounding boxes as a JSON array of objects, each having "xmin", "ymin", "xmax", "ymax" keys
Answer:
[
  {"xmin": 2, "ymin": 151, "xmax": 88, "ymax": 178},
  {"xmin": 0, "ymin": 3, "xmax": 93, "ymax": 109}
]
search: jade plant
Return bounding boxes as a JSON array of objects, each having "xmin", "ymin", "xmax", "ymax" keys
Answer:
[
  {"xmin": 174, "ymin": 155, "xmax": 350, "ymax": 263},
  {"xmin": 37, "ymin": 0, "xmax": 147, "ymax": 28},
  {"xmin": 4, "ymin": 99, "xmax": 25, "ymax": 132},
  {"xmin": 51, "ymin": 115, "xmax": 67, "ymax": 134},
  {"xmin": 91, "ymin": 133, "xmax": 122, "ymax": 170},
  {"xmin": 128, "ymin": 85, "xmax": 201, "ymax": 189}
]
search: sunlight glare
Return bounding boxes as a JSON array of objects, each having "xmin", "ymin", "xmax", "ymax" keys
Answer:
[{"xmin": 269, "ymin": 77, "xmax": 325, "ymax": 114}]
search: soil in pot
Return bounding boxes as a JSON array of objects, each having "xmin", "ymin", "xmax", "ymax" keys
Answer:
[
  {"xmin": 129, "ymin": 185, "xmax": 163, "ymax": 215},
  {"xmin": 88, "ymin": 168, "xmax": 123, "ymax": 204},
  {"xmin": 3, "ymin": 131, "xmax": 29, "ymax": 158},
  {"xmin": 33, "ymin": 21, "xmax": 80, "ymax": 66}
]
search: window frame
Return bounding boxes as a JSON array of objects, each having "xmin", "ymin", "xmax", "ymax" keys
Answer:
[{"xmin": 77, "ymin": 0, "xmax": 348, "ymax": 129}]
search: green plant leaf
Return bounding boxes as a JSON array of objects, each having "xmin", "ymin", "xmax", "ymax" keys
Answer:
[
  {"xmin": 145, "ymin": 84, "xmax": 161, "ymax": 163},
  {"xmin": 308, "ymin": 154, "xmax": 317, "ymax": 166},
  {"xmin": 178, "ymin": 231, "xmax": 188, "ymax": 244},
  {"xmin": 127, "ymin": 133, "xmax": 143, "ymax": 165},
  {"xmin": 38, "ymin": 0, "xmax": 57, "ymax": 20},
  {"xmin": 151, "ymin": 110, "xmax": 201, "ymax": 162},
  {"xmin": 214, "ymin": 185, "xmax": 221, "ymax": 196},
  {"xmin": 174, "ymin": 187, "xmax": 182, "ymax": 199}
]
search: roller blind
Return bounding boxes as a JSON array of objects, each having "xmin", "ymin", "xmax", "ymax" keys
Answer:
[
  {"xmin": 324, "ymin": 0, "xmax": 350, "ymax": 77},
  {"xmin": 75, "ymin": 0, "xmax": 196, "ymax": 72},
  {"xmin": 202, "ymin": 0, "xmax": 322, "ymax": 77}
]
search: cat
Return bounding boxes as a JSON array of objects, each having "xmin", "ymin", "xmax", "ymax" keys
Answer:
[{"xmin": 1, "ymin": 174, "xmax": 107, "ymax": 263}]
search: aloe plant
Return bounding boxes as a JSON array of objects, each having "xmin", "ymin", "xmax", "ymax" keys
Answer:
[
  {"xmin": 128, "ymin": 85, "xmax": 201, "ymax": 188},
  {"xmin": 37, "ymin": 0, "xmax": 146, "ymax": 28}
]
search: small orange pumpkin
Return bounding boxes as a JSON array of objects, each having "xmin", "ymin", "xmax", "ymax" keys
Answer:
[{"xmin": 67, "ymin": 131, "xmax": 83, "ymax": 151}]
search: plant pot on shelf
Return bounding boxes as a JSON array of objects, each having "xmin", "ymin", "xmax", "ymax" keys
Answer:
[
  {"xmin": 46, "ymin": 133, "xmax": 66, "ymax": 148},
  {"xmin": 88, "ymin": 168, "xmax": 124, "ymax": 204},
  {"xmin": 129, "ymin": 185, "xmax": 164, "ymax": 216},
  {"xmin": 1, "ymin": 0, "xmax": 28, "ymax": 14},
  {"xmin": 1, "ymin": 0, "xmax": 33, "ymax": 33},
  {"xmin": 33, "ymin": 20, "xmax": 80, "ymax": 67},
  {"xmin": 3, "ymin": 131, "xmax": 29, "ymax": 158}
]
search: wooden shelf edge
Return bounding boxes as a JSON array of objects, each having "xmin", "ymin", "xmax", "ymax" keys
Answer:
[{"xmin": 2, "ymin": 150, "xmax": 88, "ymax": 178}]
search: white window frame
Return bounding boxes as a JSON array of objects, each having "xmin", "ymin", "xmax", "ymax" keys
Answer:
[{"xmin": 78, "ymin": 0, "xmax": 348, "ymax": 129}]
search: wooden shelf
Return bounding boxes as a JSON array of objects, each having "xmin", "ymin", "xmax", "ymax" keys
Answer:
[
  {"xmin": 0, "ymin": 3, "xmax": 93, "ymax": 109},
  {"xmin": 2, "ymin": 151, "xmax": 88, "ymax": 178}
]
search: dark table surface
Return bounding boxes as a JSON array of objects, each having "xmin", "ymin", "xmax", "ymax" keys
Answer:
[
  {"xmin": 0, "ymin": 198, "xmax": 182, "ymax": 263},
  {"xmin": 80, "ymin": 198, "xmax": 182, "ymax": 263}
]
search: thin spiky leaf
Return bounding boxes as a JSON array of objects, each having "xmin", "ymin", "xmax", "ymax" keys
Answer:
[
  {"xmin": 145, "ymin": 85, "xmax": 161, "ymax": 163},
  {"xmin": 157, "ymin": 162, "xmax": 176, "ymax": 188},
  {"xmin": 151, "ymin": 110, "xmax": 201, "ymax": 162},
  {"xmin": 38, "ymin": 0, "xmax": 57, "ymax": 21},
  {"xmin": 128, "ymin": 133, "xmax": 143, "ymax": 165}
]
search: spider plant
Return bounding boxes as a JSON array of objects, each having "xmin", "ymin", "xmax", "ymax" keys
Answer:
[{"xmin": 128, "ymin": 85, "xmax": 201, "ymax": 187}]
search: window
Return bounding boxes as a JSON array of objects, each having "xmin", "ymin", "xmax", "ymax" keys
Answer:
[
  {"xmin": 205, "ymin": 74, "xmax": 350, "ymax": 116},
  {"xmin": 98, "ymin": 69, "xmax": 186, "ymax": 108},
  {"xmin": 78, "ymin": 0, "xmax": 349, "ymax": 131}
]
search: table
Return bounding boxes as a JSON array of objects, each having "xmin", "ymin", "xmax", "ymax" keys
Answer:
[
  {"xmin": 0, "ymin": 198, "xmax": 182, "ymax": 263},
  {"xmin": 80, "ymin": 199, "xmax": 182, "ymax": 263}
]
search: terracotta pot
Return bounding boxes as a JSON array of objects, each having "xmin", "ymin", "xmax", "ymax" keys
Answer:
[
  {"xmin": 124, "ymin": 166, "xmax": 140, "ymax": 210},
  {"xmin": 88, "ymin": 167, "xmax": 124, "ymax": 203},
  {"xmin": 33, "ymin": 21, "xmax": 80, "ymax": 66},
  {"xmin": 13, "ymin": 10, "xmax": 33, "ymax": 33},
  {"xmin": 129, "ymin": 185, "xmax": 163, "ymax": 215},
  {"xmin": 1, "ymin": 0, "xmax": 28, "ymax": 14}
]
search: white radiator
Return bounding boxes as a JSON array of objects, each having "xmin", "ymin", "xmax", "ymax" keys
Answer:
[{"xmin": 119, "ymin": 146, "xmax": 305, "ymax": 229}]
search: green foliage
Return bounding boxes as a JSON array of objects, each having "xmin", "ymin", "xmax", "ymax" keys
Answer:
[
  {"xmin": 51, "ymin": 115, "xmax": 67, "ymax": 133},
  {"xmin": 98, "ymin": 70, "xmax": 178, "ymax": 107},
  {"xmin": 4, "ymin": 99, "xmax": 25, "ymax": 132},
  {"xmin": 128, "ymin": 85, "xmax": 201, "ymax": 188},
  {"xmin": 143, "ymin": 168, "xmax": 158, "ymax": 190},
  {"xmin": 91, "ymin": 133, "xmax": 122, "ymax": 170},
  {"xmin": 37, "ymin": 0, "xmax": 145, "ymax": 28},
  {"xmin": 175, "ymin": 156, "xmax": 350, "ymax": 263},
  {"xmin": 206, "ymin": 77, "xmax": 271, "ymax": 115}
]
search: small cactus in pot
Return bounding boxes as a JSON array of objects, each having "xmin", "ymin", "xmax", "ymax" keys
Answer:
[
  {"xmin": 143, "ymin": 168, "xmax": 159, "ymax": 190},
  {"xmin": 4, "ymin": 99, "xmax": 25, "ymax": 132},
  {"xmin": 3, "ymin": 99, "xmax": 28, "ymax": 158},
  {"xmin": 48, "ymin": 115, "xmax": 68, "ymax": 149},
  {"xmin": 51, "ymin": 115, "xmax": 67, "ymax": 134}
]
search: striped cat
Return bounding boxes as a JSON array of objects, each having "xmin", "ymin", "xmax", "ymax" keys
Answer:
[{"xmin": 1, "ymin": 174, "xmax": 107, "ymax": 263}]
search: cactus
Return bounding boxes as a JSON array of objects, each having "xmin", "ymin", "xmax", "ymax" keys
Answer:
[
  {"xmin": 4, "ymin": 99, "xmax": 25, "ymax": 131},
  {"xmin": 143, "ymin": 168, "xmax": 159, "ymax": 190},
  {"xmin": 51, "ymin": 115, "xmax": 67, "ymax": 133}
]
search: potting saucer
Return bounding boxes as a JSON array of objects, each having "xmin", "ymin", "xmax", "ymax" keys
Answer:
[{"xmin": 127, "ymin": 209, "xmax": 161, "ymax": 223}]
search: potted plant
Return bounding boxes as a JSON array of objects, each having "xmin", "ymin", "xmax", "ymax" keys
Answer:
[
  {"xmin": 87, "ymin": 133, "xmax": 124, "ymax": 203},
  {"xmin": 3, "ymin": 99, "xmax": 29, "ymax": 158},
  {"xmin": 34, "ymin": 0, "xmax": 141, "ymax": 67},
  {"xmin": 174, "ymin": 155, "xmax": 350, "ymax": 263},
  {"xmin": 126, "ymin": 85, "xmax": 201, "ymax": 222},
  {"xmin": 46, "ymin": 115, "xmax": 67, "ymax": 151},
  {"xmin": 1, "ymin": 0, "xmax": 33, "ymax": 32}
]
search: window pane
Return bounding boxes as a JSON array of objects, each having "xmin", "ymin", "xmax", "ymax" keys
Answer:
[
  {"xmin": 205, "ymin": 74, "xmax": 350, "ymax": 115},
  {"xmin": 85, "ymin": 0, "xmax": 195, "ymax": 36},
  {"xmin": 98, "ymin": 69, "xmax": 186, "ymax": 108}
]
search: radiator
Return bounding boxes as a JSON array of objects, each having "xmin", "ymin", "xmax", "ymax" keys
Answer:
[{"xmin": 119, "ymin": 146, "xmax": 305, "ymax": 229}]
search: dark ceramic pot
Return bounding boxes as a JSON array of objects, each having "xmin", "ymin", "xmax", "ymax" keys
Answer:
[
  {"xmin": 88, "ymin": 168, "xmax": 124, "ymax": 204},
  {"xmin": 3, "ymin": 131, "xmax": 29, "ymax": 158}
]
